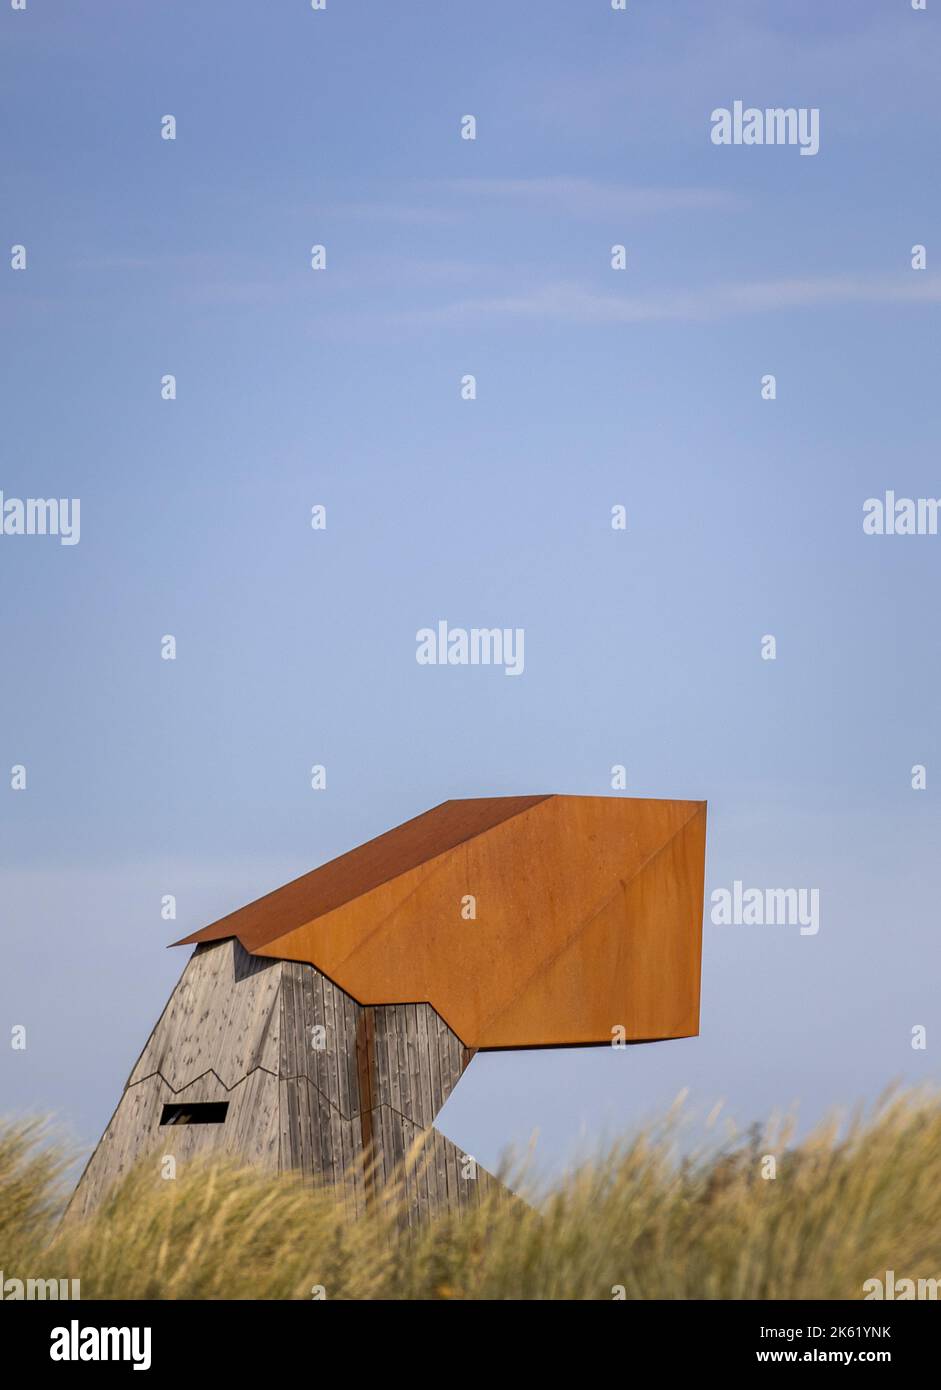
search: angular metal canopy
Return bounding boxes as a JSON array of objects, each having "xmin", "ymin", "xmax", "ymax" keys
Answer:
[{"xmin": 176, "ymin": 794, "xmax": 707, "ymax": 1051}]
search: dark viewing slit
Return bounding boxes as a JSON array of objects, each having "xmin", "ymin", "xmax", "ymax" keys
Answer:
[{"xmin": 159, "ymin": 1102, "xmax": 229, "ymax": 1126}]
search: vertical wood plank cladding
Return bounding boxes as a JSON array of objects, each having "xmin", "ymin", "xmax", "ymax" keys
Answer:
[
  {"xmin": 297, "ymin": 962, "xmax": 315, "ymax": 1085},
  {"xmin": 342, "ymin": 990, "xmax": 361, "ymax": 1119},
  {"xmin": 370, "ymin": 1006, "xmax": 388, "ymax": 1113},
  {"xmin": 320, "ymin": 971, "xmax": 339, "ymax": 1119},
  {"xmin": 130, "ymin": 939, "xmax": 282, "ymax": 1091},
  {"xmin": 411, "ymin": 1007, "xmax": 433, "ymax": 1221},
  {"xmin": 280, "ymin": 1074, "xmax": 301, "ymax": 1175},
  {"xmin": 72, "ymin": 943, "xmax": 503, "ymax": 1226},
  {"xmin": 400, "ymin": 1006, "xmax": 414, "ymax": 1118},
  {"xmin": 279, "ymin": 1078, "xmax": 297, "ymax": 1175},
  {"xmin": 334, "ymin": 986, "xmax": 351, "ymax": 1120},
  {"xmin": 413, "ymin": 1005, "xmax": 430, "ymax": 1123},
  {"xmin": 432, "ymin": 1008, "xmax": 453, "ymax": 1206},
  {"xmin": 67, "ymin": 1069, "xmax": 281, "ymax": 1224},
  {"xmin": 321, "ymin": 1100, "xmax": 339, "ymax": 1188},
  {"xmin": 354, "ymin": 1008, "xmax": 376, "ymax": 1202},
  {"xmin": 434, "ymin": 1011, "xmax": 452, "ymax": 1119},
  {"xmin": 289, "ymin": 962, "xmax": 308, "ymax": 1082},
  {"xmin": 278, "ymin": 962, "xmax": 296, "ymax": 1079},
  {"xmin": 381, "ymin": 1003, "xmax": 394, "ymax": 1121}
]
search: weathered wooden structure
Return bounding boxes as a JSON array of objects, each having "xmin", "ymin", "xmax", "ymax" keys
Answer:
[
  {"xmin": 70, "ymin": 795, "xmax": 707, "ymax": 1223},
  {"xmin": 69, "ymin": 937, "xmax": 488, "ymax": 1223}
]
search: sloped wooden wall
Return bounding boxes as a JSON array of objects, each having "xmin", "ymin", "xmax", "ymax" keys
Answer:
[{"xmin": 68, "ymin": 939, "xmax": 499, "ymax": 1225}]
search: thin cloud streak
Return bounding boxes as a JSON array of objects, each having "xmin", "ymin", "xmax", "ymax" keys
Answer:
[
  {"xmin": 324, "ymin": 179, "xmax": 741, "ymax": 226},
  {"xmin": 440, "ymin": 178, "xmax": 741, "ymax": 217},
  {"xmin": 383, "ymin": 275, "xmax": 941, "ymax": 328}
]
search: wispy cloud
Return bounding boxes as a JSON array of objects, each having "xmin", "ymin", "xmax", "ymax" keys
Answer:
[
  {"xmin": 382, "ymin": 275, "xmax": 941, "ymax": 328},
  {"xmin": 324, "ymin": 179, "xmax": 740, "ymax": 227},
  {"xmin": 439, "ymin": 178, "xmax": 741, "ymax": 217},
  {"xmin": 319, "ymin": 200, "xmax": 461, "ymax": 227}
]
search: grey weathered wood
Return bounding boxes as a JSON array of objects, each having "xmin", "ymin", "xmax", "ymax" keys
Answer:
[
  {"xmin": 129, "ymin": 939, "xmax": 281, "ymax": 1091},
  {"xmin": 70, "ymin": 938, "xmax": 501, "ymax": 1228}
]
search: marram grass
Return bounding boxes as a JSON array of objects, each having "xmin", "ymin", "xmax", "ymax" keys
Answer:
[{"xmin": 2, "ymin": 1088, "xmax": 939, "ymax": 1300}]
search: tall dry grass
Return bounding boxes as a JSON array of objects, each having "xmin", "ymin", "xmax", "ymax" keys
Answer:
[{"xmin": 2, "ymin": 1088, "xmax": 939, "ymax": 1299}]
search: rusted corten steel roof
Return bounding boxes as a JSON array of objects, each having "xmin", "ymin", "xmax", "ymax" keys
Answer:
[{"xmin": 175, "ymin": 795, "xmax": 707, "ymax": 1051}]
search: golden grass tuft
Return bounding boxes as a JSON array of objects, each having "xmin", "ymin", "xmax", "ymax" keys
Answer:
[{"xmin": 2, "ymin": 1088, "xmax": 939, "ymax": 1300}]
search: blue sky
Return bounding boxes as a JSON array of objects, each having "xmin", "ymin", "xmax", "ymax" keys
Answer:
[{"xmin": 1, "ymin": 0, "xmax": 939, "ymax": 1179}]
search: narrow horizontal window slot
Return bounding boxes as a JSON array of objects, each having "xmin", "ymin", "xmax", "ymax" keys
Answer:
[{"xmin": 159, "ymin": 1101, "xmax": 229, "ymax": 1126}]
